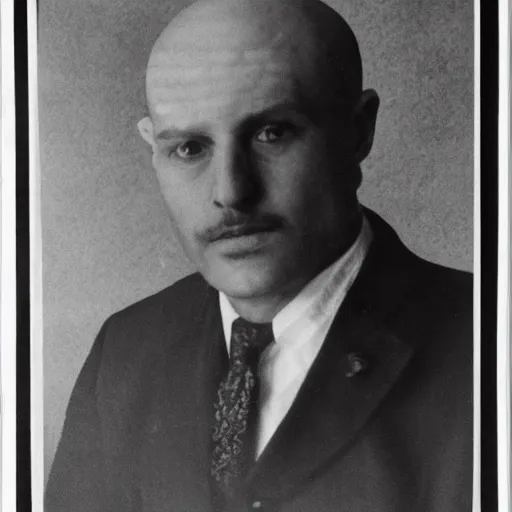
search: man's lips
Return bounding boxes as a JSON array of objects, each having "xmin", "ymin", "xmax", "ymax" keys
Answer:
[
  {"xmin": 209, "ymin": 223, "xmax": 279, "ymax": 243},
  {"xmin": 202, "ymin": 213, "xmax": 285, "ymax": 245}
]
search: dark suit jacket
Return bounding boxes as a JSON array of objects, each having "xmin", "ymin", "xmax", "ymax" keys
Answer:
[{"xmin": 46, "ymin": 210, "xmax": 473, "ymax": 511}]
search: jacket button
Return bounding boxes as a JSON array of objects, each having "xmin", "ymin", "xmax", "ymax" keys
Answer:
[{"xmin": 251, "ymin": 500, "xmax": 263, "ymax": 509}]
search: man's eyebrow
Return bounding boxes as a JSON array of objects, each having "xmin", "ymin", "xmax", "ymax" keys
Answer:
[
  {"xmin": 154, "ymin": 102, "xmax": 312, "ymax": 141},
  {"xmin": 246, "ymin": 102, "xmax": 311, "ymax": 122},
  {"xmin": 238, "ymin": 102, "xmax": 315, "ymax": 132},
  {"xmin": 155, "ymin": 126, "xmax": 211, "ymax": 141}
]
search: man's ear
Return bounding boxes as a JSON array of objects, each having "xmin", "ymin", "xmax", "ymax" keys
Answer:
[
  {"xmin": 138, "ymin": 116, "xmax": 155, "ymax": 148},
  {"xmin": 353, "ymin": 89, "xmax": 380, "ymax": 163}
]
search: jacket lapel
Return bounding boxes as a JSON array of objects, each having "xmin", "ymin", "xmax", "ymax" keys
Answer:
[
  {"xmin": 137, "ymin": 281, "xmax": 228, "ymax": 510},
  {"xmin": 188, "ymin": 288, "xmax": 229, "ymax": 498},
  {"xmin": 246, "ymin": 210, "xmax": 422, "ymax": 502}
]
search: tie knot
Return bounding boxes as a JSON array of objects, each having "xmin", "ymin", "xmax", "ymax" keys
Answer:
[{"xmin": 230, "ymin": 317, "xmax": 274, "ymax": 365}]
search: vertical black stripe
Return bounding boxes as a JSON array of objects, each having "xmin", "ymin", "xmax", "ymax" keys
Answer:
[
  {"xmin": 14, "ymin": 0, "xmax": 32, "ymax": 509},
  {"xmin": 480, "ymin": 0, "xmax": 498, "ymax": 510}
]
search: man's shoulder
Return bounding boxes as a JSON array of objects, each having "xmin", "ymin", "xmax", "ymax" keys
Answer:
[
  {"xmin": 364, "ymin": 207, "xmax": 472, "ymax": 314},
  {"xmin": 414, "ymin": 256, "xmax": 472, "ymax": 295},
  {"xmin": 110, "ymin": 272, "xmax": 210, "ymax": 323},
  {"xmin": 89, "ymin": 273, "xmax": 215, "ymax": 382},
  {"xmin": 392, "ymin": 256, "xmax": 473, "ymax": 369},
  {"xmin": 99, "ymin": 272, "xmax": 213, "ymax": 348},
  {"xmin": 411, "ymin": 256, "xmax": 472, "ymax": 311}
]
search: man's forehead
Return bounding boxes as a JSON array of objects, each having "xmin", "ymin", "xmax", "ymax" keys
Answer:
[
  {"xmin": 148, "ymin": 46, "xmax": 291, "ymax": 84},
  {"xmin": 148, "ymin": 40, "xmax": 300, "ymax": 84},
  {"xmin": 148, "ymin": 55, "xmax": 302, "ymax": 133},
  {"xmin": 147, "ymin": 23, "xmax": 309, "ymax": 124}
]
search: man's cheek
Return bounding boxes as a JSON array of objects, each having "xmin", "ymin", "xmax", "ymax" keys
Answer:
[{"xmin": 167, "ymin": 214, "xmax": 191, "ymax": 248}]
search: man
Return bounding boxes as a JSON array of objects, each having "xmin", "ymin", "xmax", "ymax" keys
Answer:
[{"xmin": 46, "ymin": 0, "xmax": 473, "ymax": 510}]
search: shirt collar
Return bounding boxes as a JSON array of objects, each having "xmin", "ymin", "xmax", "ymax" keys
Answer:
[{"xmin": 219, "ymin": 215, "xmax": 373, "ymax": 348}]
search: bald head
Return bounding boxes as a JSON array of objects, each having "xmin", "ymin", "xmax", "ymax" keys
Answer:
[{"xmin": 145, "ymin": 0, "xmax": 363, "ymax": 120}]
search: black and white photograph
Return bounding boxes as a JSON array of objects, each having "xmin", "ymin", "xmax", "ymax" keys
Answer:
[{"xmin": 41, "ymin": 0, "xmax": 475, "ymax": 510}]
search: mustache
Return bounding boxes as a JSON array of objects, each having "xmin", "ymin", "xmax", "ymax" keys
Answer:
[{"xmin": 201, "ymin": 213, "xmax": 285, "ymax": 243}]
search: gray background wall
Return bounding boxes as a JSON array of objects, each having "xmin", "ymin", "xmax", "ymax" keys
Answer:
[{"xmin": 41, "ymin": 0, "xmax": 473, "ymax": 481}]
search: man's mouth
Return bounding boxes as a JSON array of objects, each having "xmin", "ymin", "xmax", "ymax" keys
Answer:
[
  {"xmin": 205, "ymin": 221, "xmax": 282, "ymax": 258},
  {"xmin": 211, "ymin": 223, "xmax": 278, "ymax": 242}
]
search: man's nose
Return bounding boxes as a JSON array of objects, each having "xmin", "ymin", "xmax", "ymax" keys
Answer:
[{"xmin": 212, "ymin": 144, "xmax": 260, "ymax": 210}]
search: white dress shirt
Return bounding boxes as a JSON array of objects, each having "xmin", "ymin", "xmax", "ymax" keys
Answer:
[{"xmin": 219, "ymin": 215, "xmax": 373, "ymax": 458}]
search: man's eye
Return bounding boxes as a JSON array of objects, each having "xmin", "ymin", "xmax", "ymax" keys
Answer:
[
  {"xmin": 171, "ymin": 140, "xmax": 206, "ymax": 160},
  {"xmin": 255, "ymin": 124, "xmax": 290, "ymax": 143}
]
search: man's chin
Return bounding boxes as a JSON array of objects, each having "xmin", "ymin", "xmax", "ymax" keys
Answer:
[{"xmin": 202, "ymin": 259, "xmax": 288, "ymax": 301}]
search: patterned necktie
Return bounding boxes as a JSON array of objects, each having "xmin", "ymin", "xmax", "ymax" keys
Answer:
[{"xmin": 211, "ymin": 317, "xmax": 274, "ymax": 498}]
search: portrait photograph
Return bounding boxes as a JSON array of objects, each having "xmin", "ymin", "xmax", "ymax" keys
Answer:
[{"xmin": 39, "ymin": 0, "xmax": 475, "ymax": 510}]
